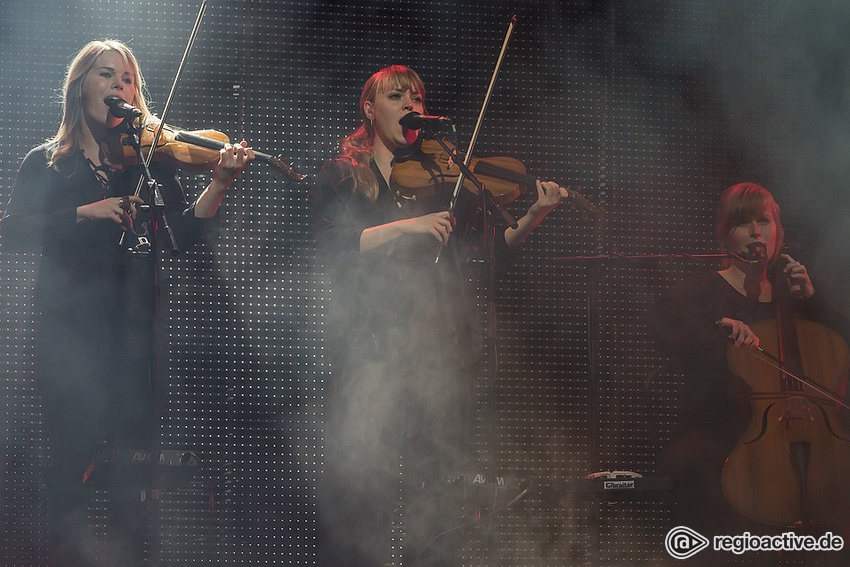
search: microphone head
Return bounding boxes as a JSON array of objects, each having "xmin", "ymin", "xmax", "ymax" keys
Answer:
[
  {"xmin": 398, "ymin": 111, "xmax": 454, "ymax": 131},
  {"xmin": 103, "ymin": 96, "xmax": 142, "ymax": 118},
  {"xmin": 399, "ymin": 111, "xmax": 423, "ymax": 130},
  {"xmin": 743, "ymin": 242, "xmax": 768, "ymax": 262},
  {"xmin": 103, "ymin": 96, "xmax": 126, "ymax": 109}
]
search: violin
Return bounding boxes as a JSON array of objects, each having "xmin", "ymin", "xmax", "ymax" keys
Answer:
[
  {"xmin": 103, "ymin": 116, "xmax": 306, "ymax": 181},
  {"xmin": 390, "ymin": 138, "xmax": 601, "ymax": 214}
]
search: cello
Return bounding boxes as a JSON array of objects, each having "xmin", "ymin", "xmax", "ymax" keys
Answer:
[{"xmin": 721, "ymin": 252, "xmax": 850, "ymax": 526}]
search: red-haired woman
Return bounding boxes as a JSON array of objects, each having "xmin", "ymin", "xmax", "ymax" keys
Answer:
[
  {"xmin": 312, "ymin": 64, "xmax": 568, "ymax": 566},
  {"xmin": 649, "ymin": 183, "xmax": 849, "ymax": 563}
]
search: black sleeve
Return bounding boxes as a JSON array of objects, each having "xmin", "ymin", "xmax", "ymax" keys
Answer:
[
  {"xmin": 148, "ymin": 162, "xmax": 210, "ymax": 251},
  {"xmin": 1, "ymin": 147, "xmax": 77, "ymax": 253},
  {"xmin": 493, "ymin": 227, "xmax": 517, "ymax": 275},
  {"xmin": 310, "ymin": 161, "xmax": 364, "ymax": 265}
]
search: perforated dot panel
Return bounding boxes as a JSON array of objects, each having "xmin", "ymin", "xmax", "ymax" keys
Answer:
[{"xmin": 1, "ymin": 1, "xmax": 843, "ymax": 566}]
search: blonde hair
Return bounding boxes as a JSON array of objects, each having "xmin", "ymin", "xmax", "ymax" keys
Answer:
[
  {"xmin": 47, "ymin": 39, "xmax": 151, "ymax": 169},
  {"xmin": 338, "ymin": 65, "xmax": 425, "ymax": 202},
  {"xmin": 716, "ymin": 182, "xmax": 785, "ymax": 264}
]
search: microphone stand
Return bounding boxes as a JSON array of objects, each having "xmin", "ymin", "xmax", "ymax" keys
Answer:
[
  {"xmin": 114, "ymin": 110, "xmax": 184, "ymax": 566},
  {"xmin": 109, "ymin": 5, "xmax": 207, "ymax": 565},
  {"xmin": 421, "ymin": 129, "xmax": 519, "ymax": 531},
  {"xmin": 419, "ymin": 18, "xmax": 520, "ymax": 550},
  {"xmin": 118, "ymin": 116, "xmax": 179, "ymax": 256},
  {"xmin": 119, "ymin": 113, "xmax": 165, "ymax": 566}
]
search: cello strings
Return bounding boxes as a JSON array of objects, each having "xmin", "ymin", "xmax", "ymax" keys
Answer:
[{"xmin": 746, "ymin": 346, "xmax": 850, "ymax": 411}]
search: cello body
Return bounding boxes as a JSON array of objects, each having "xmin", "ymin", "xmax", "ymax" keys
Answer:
[{"xmin": 721, "ymin": 318, "xmax": 850, "ymax": 526}]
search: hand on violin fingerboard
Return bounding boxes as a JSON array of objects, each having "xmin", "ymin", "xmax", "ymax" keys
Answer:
[
  {"xmin": 528, "ymin": 180, "xmax": 569, "ymax": 218},
  {"xmin": 505, "ymin": 180, "xmax": 570, "ymax": 248},
  {"xmin": 211, "ymin": 141, "xmax": 256, "ymax": 189},
  {"xmin": 195, "ymin": 142, "xmax": 255, "ymax": 218},
  {"xmin": 781, "ymin": 253, "xmax": 815, "ymax": 299}
]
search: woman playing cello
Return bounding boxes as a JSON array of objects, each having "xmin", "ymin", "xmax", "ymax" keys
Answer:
[
  {"xmin": 0, "ymin": 39, "xmax": 253, "ymax": 567},
  {"xmin": 649, "ymin": 182, "xmax": 850, "ymax": 564}
]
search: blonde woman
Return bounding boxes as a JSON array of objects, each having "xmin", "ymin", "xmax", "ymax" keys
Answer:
[{"xmin": 1, "ymin": 40, "xmax": 253, "ymax": 567}]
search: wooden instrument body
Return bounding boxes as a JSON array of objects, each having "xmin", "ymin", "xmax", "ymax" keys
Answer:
[
  {"xmin": 721, "ymin": 318, "xmax": 850, "ymax": 526},
  {"xmin": 391, "ymin": 139, "xmax": 524, "ymax": 204}
]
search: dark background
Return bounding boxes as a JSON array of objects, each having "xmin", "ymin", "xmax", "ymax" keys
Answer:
[{"xmin": 3, "ymin": 0, "xmax": 850, "ymax": 565}]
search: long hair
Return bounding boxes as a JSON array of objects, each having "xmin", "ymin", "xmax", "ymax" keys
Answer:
[
  {"xmin": 716, "ymin": 182, "xmax": 785, "ymax": 265},
  {"xmin": 47, "ymin": 39, "xmax": 151, "ymax": 169},
  {"xmin": 338, "ymin": 65, "xmax": 425, "ymax": 202}
]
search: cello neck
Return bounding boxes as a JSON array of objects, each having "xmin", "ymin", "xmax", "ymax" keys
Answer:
[{"xmin": 772, "ymin": 261, "xmax": 804, "ymax": 391}]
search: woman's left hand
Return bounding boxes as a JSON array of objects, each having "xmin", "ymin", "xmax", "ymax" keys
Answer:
[
  {"xmin": 781, "ymin": 253, "xmax": 815, "ymax": 299},
  {"xmin": 528, "ymin": 180, "xmax": 569, "ymax": 218},
  {"xmin": 194, "ymin": 141, "xmax": 256, "ymax": 218},
  {"xmin": 212, "ymin": 141, "xmax": 255, "ymax": 188}
]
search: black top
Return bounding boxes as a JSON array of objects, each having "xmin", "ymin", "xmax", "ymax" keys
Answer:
[
  {"xmin": 1, "ymin": 141, "xmax": 218, "ymax": 567},
  {"xmin": 311, "ymin": 157, "xmax": 512, "ymax": 349},
  {"xmin": 1, "ymin": 143, "xmax": 210, "ymax": 355}
]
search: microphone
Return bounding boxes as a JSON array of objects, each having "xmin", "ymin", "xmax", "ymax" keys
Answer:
[
  {"xmin": 104, "ymin": 96, "xmax": 142, "ymax": 119},
  {"xmin": 399, "ymin": 111, "xmax": 454, "ymax": 130},
  {"xmin": 742, "ymin": 242, "xmax": 768, "ymax": 262}
]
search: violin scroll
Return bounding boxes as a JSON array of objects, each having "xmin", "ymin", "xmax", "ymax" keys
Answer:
[{"xmin": 265, "ymin": 154, "xmax": 308, "ymax": 182}]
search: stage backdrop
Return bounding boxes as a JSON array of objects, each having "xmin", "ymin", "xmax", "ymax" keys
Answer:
[{"xmin": 3, "ymin": 1, "xmax": 850, "ymax": 565}]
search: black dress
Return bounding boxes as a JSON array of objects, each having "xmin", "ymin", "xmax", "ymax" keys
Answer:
[
  {"xmin": 311, "ymin": 158, "xmax": 511, "ymax": 566},
  {"xmin": 1, "ymin": 143, "xmax": 210, "ymax": 567}
]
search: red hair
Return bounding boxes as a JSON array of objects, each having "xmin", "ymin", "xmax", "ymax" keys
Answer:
[
  {"xmin": 716, "ymin": 182, "xmax": 784, "ymax": 263},
  {"xmin": 338, "ymin": 65, "xmax": 426, "ymax": 202}
]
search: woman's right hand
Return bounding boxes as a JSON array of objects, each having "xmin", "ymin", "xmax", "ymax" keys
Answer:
[
  {"xmin": 718, "ymin": 317, "xmax": 760, "ymax": 349},
  {"xmin": 76, "ymin": 195, "xmax": 145, "ymax": 227},
  {"xmin": 406, "ymin": 211, "xmax": 454, "ymax": 245},
  {"xmin": 359, "ymin": 210, "xmax": 455, "ymax": 254}
]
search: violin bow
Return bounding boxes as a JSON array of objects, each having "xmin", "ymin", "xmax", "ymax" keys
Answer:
[
  {"xmin": 132, "ymin": 0, "xmax": 208, "ymax": 199},
  {"xmin": 131, "ymin": 1, "xmax": 304, "ymax": 184},
  {"xmin": 716, "ymin": 320, "xmax": 850, "ymax": 412},
  {"xmin": 436, "ymin": 15, "xmax": 517, "ymax": 263},
  {"xmin": 750, "ymin": 346, "xmax": 850, "ymax": 411},
  {"xmin": 119, "ymin": 0, "xmax": 208, "ymax": 250}
]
